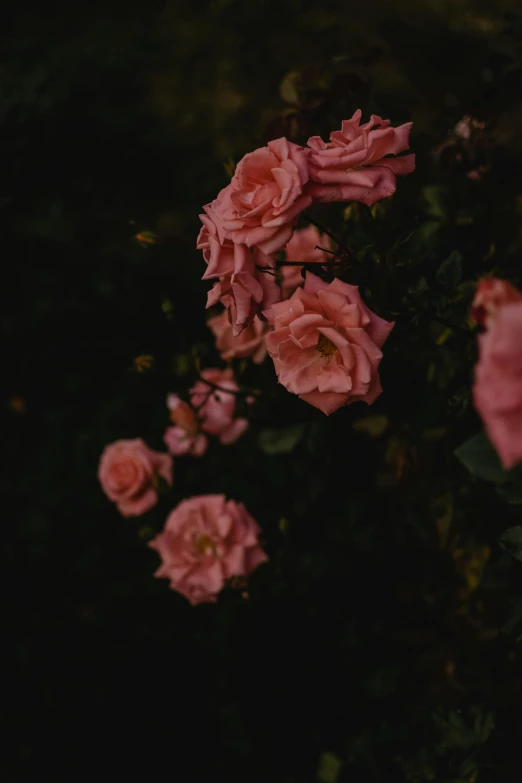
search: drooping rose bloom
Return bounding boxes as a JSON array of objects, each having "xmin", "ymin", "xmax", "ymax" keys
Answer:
[
  {"xmin": 149, "ymin": 494, "xmax": 268, "ymax": 604},
  {"xmin": 264, "ymin": 273, "xmax": 394, "ymax": 414},
  {"xmin": 207, "ymin": 312, "xmax": 268, "ymax": 364},
  {"xmin": 201, "ymin": 137, "xmax": 312, "ymax": 255},
  {"xmin": 98, "ymin": 439, "xmax": 173, "ymax": 517},
  {"xmin": 164, "ymin": 394, "xmax": 208, "ymax": 457},
  {"xmin": 190, "ymin": 368, "xmax": 249, "ymax": 444},
  {"xmin": 471, "ymin": 278, "xmax": 522, "ymax": 329},
  {"xmin": 306, "ymin": 110, "xmax": 415, "ymax": 205},
  {"xmin": 280, "ymin": 225, "xmax": 331, "ymax": 300},
  {"xmin": 197, "ymin": 223, "xmax": 280, "ymax": 334},
  {"xmin": 473, "ymin": 299, "xmax": 522, "ymax": 469}
]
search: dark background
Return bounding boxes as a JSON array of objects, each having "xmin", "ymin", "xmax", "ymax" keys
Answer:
[{"xmin": 3, "ymin": 2, "xmax": 522, "ymax": 781}]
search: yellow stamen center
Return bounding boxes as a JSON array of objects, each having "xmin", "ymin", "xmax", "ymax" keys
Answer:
[
  {"xmin": 317, "ymin": 333, "xmax": 338, "ymax": 358},
  {"xmin": 195, "ymin": 534, "xmax": 216, "ymax": 557}
]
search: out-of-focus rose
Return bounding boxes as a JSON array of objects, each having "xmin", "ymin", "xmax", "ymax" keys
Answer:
[
  {"xmin": 207, "ymin": 312, "xmax": 268, "ymax": 364},
  {"xmin": 190, "ymin": 368, "xmax": 249, "ymax": 444},
  {"xmin": 163, "ymin": 394, "xmax": 208, "ymax": 457},
  {"xmin": 306, "ymin": 110, "xmax": 415, "ymax": 205},
  {"xmin": 98, "ymin": 439, "xmax": 173, "ymax": 517},
  {"xmin": 264, "ymin": 273, "xmax": 394, "ymax": 415},
  {"xmin": 201, "ymin": 137, "xmax": 312, "ymax": 255},
  {"xmin": 280, "ymin": 225, "xmax": 331, "ymax": 299},
  {"xmin": 149, "ymin": 494, "xmax": 268, "ymax": 604},
  {"xmin": 471, "ymin": 278, "xmax": 522, "ymax": 329},
  {"xmin": 473, "ymin": 300, "xmax": 522, "ymax": 469}
]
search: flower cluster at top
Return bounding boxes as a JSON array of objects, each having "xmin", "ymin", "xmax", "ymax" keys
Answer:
[
  {"xmin": 197, "ymin": 109, "xmax": 414, "ymax": 416},
  {"xmin": 198, "ymin": 110, "xmax": 414, "ymax": 334}
]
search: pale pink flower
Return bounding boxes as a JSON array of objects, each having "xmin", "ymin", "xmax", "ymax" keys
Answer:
[
  {"xmin": 280, "ymin": 225, "xmax": 331, "ymax": 300},
  {"xmin": 306, "ymin": 109, "xmax": 415, "ymax": 205},
  {"xmin": 163, "ymin": 394, "xmax": 208, "ymax": 457},
  {"xmin": 473, "ymin": 300, "xmax": 522, "ymax": 469},
  {"xmin": 207, "ymin": 312, "xmax": 268, "ymax": 364},
  {"xmin": 201, "ymin": 137, "xmax": 312, "ymax": 255},
  {"xmin": 98, "ymin": 438, "xmax": 173, "ymax": 517},
  {"xmin": 190, "ymin": 368, "xmax": 249, "ymax": 444},
  {"xmin": 149, "ymin": 494, "xmax": 268, "ymax": 604},
  {"xmin": 264, "ymin": 273, "xmax": 394, "ymax": 415},
  {"xmin": 471, "ymin": 278, "xmax": 522, "ymax": 329}
]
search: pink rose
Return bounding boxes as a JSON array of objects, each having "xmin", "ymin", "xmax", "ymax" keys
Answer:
[
  {"xmin": 207, "ymin": 312, "xmax": 268, "ymax": 364},
  {"xmin": 190, "ymin": 368, "xmax": 249, "ymax": 444},
  {"xmin": 149, "ymin": 494, "xmax": 268, "ymax": 604},
  {"xmin": 201, "ymin": 137, "xmax": 312, "ymax": 255},
  {"xmin": 471, "ymin": 278, "xmax": 522, "ymax": 329},
  {"xmin": 473, "ymin": 300, "xmax": 522, "ymax": 469},
  {"xmin": 98, "ymin": 438, "xmax": 173, "ymax": 517},
  {"xmin": 306, "ymin": 109, "xmax": 415, "ymax": 205},
  {"xmin": 280, "ymin": 225, "xmax": 331, "ymax": 300},
  {"xmin": 197, "ymin": 223, "xmax": 281, "ymax": 334},
  {"xmin": 163, "ymin": 394, "xmax": 208, "ymax": 457},
  {"xmin": 264, "ymin": 272, "xmax": 394, "ymax": 415}
]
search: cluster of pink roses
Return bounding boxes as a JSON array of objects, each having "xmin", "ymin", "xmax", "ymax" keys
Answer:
[
  {"xmin": 472, "ymin": 278, "xmax": 522, "ymax": 469},
  {"xmin": 98, "ymin": 437, "xmax": 266, "ymax": 605},
  {"xmin": 98, "ymin": 109, "xmax": 417, "ymax": 606},
  {"xmin": 198, "ymin": 110, "xmax": 415, "ymax": 415}
]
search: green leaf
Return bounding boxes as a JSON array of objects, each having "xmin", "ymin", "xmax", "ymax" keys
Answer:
[
  {"xmin": 422, "ymin": 185, "xmax": 448, "ymax": 220},
  {"xmin": 496, "ymin": 480, "xmax": 522, "ymax": 504},
  {"xmin": 455, "ymin": 432, "xmax": 510, "ymax": 484},
  {"xmin": 498, "ymin": 527, "xmax": 522, "ymax": 562},
  {"xmin": 317, "ymin": 752, "xmax": 343, "ymax": 783},
  {"xmin": 258, "ymin": 423, "xmax": 307, "ymax": 454},
  {"xmin": 436, "ymin": 250, "xmax": 463, "ymax": 290}
]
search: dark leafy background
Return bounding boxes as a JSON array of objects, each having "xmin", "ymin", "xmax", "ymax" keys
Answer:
[{"xmin": 3, "ymin": 1, "xmax": 522, "ymax": 781}]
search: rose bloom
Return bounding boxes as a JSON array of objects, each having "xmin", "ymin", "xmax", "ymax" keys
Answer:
[
  {"xmin": 471, "ymin": 278, "xmax": 522, "ymax": 329},
  {"xmin": 280, "ymin": 225, "xmax": 331, "ymax": 300},
  {"xmin": 98, "ymin": 438, "xmax": 173, "ymax": 517},
  {"xmin": 207, "ymin": 312, "xmax": 268, "ymax": 364},
  {"xmin": 306, "ymin": 109, "xmax": 415, "ymax": 205},
  {"xmin": 265, "ymin": 272, "xmax": 394, "ymax": 414},
  {"xmin": 149, "ymin": 494, "xmax": 268, "ymax": 605},
  {"xmin": 190, "ymin": 368, "xmax": 249, "ymax": 444},
  {"xmin": 200, "ymin": 137, "xmax": 312, "ymax": 255},
  {"xmin": 197, "ymin": 225, "xmax": 280, "ymax": 334},
  {"xmin": 473, "ymin": 299, "xmax": 522, "ymax": 469},
  {"xmin": 164, "ymin": 394, "xmax": 208, "ymax": 457}
]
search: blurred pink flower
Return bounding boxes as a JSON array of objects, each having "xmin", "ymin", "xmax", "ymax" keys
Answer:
[
  {"xmin": 306, "ymin": 109, "xmax": 415, "ymax": 205},
  {"xmin": 207, "ymin": 312, "xmax": 268, "ymax": 364},
  {"xmin": 190, "ymin": 368, "xmax": 249, "ymax": 444},
  {"xmin": 149, "ymin": 494, "xmax": 268, "ymax": 604},
  {"xmin": 280, "ymin": 225, "xmax": 331, "ymax": 300},
  {"xmin": 164, "ymin": 394, "xmax": 208, "ymax": 457},
  {"xmin": 264, "ymin": 272, "xmax": 394, "ymax": 414},
  {"xmin": 471, "ymin": 278, "xmax": 522, "ymax": 329},
  {"xmin": 200, "ymin": 137, "xmax": 312, "ymax": 255},
  {"xmin": 98, "ymin": 438, "xmax": 173, "ymax": 517},
  {"xmin": 473, "ymin": 299, "xmax": 522, "ymax": 469}
]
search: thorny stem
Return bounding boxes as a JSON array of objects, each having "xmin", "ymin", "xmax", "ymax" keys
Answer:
[
  {"xmin": 302, "ymin": 211, "xmax": 347, "ymax": 250},
  {"xmin": 198, "ymin": 377, "xmax": 262, "ymax": 398}
]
